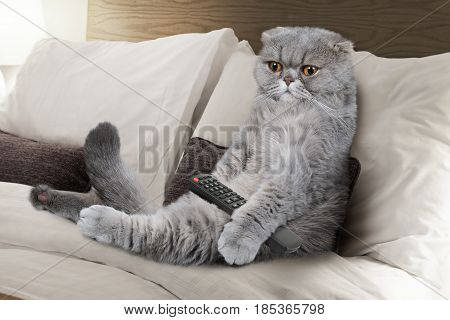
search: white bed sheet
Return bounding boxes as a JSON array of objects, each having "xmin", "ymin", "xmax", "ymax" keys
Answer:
[{"xmin": 0, "ymin": 182, "xmax": 442, "ymax": 299}]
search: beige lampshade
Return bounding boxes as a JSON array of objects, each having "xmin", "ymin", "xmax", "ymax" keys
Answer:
[{"xmin": 0, "ymin": 0, "xmax": 47, "ymax": 65}]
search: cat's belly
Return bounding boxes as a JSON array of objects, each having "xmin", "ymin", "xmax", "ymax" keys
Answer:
[{"xmin": 214, "ymin": 114, "xmax": 314, "ymax": 198}]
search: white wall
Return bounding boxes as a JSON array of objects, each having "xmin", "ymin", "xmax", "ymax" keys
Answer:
[
  {"xmin": 0, "ymin": 0, "xmax": 88, "ymax": 97},
  {"xmin": 42, "ymin": 0, "xmax": 88, "ymax": 41}
]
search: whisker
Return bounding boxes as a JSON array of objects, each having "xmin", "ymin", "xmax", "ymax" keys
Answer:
[
  {"xmin": 309, "ymin": 98, "xmax": 349, "ymax": 128},
  {"xmin": 295, "ymin": 89, "xmax": 349, "ymax": 128},
  {"xmin": 259, "ymin": 87, "xmax": 349, "ymax": 128}
]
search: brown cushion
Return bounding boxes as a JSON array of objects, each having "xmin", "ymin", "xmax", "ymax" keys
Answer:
[
  {"xmin": 164, "ymin": 137, "xmax": 361, "ymax": 205},
  {"xmin": 164, "ymin": 137, "xmax": 227, "ymax": 205},
  {"xmin": 0, "ymin": 130, "xmax": 90, "ymax": 192}
]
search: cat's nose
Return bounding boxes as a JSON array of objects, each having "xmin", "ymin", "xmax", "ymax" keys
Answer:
[{"xmin": 283, "ymin": 76, "xmax": 293, "ymax": 86}]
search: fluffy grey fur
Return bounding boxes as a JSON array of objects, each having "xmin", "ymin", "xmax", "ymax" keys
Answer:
[{"xmin": 29, "ymin": 27, "xmax": 357, "ymax": 266}]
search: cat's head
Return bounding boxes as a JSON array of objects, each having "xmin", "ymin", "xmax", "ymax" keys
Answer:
[{"xmin": 254, "ymin": 27, "xmax": 355, "ymax": 102}]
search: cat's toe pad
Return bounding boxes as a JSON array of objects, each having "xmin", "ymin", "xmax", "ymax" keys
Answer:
[
  {"xmin": 78, "ymin": 205, "xmax": 122, "ymax": 244},
  {"xmin": 218, "ymin": 222, "xmax": 259, "ymax": 266},
  {"xmin": 29, "ymin": 184, "xmax": 51, "ymax": 210},
  {"xmin": 37, "ymin": 193, "xmax": 47, "ymax": 203}
]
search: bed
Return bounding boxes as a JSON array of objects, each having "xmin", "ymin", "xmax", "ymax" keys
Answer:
[
  {"xmin": 0, "ymin": 0, "xmax": 449, "ymax": 300},
  {"xmin": 0, "ymin": 181, "xmax": 443, "ymax": 299}
]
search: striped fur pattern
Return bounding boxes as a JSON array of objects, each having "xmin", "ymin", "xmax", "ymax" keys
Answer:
[{"xmin": 30, "ymin": 27, "xmax": 357, "ymax": 265}]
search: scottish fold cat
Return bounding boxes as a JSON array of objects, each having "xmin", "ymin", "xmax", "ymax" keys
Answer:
[{"xmin": 30, "ymin": 27, "xmax": 357, "ymax": 265}]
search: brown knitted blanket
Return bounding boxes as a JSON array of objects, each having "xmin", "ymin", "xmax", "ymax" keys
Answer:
[{"xmin": 0, "ymin": 130, "xmax": 90, "ymax": 192}]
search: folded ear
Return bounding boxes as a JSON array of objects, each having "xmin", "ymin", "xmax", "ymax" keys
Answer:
[
  {"xmin": 333, "ymin": 40, "xmax": 354, "ymax": 53},
  {"xmin": 261, "ymin": 27, "xmax": 289, "ymax": 43}
]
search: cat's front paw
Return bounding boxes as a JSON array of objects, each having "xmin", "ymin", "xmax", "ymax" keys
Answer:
[
  {"xmin": 78, "ymin": 205, "xmax": 123, "ymax": 244},
  {"xmin": 218, "ymin": 221, "xmax": 260, "ymax": 266}
]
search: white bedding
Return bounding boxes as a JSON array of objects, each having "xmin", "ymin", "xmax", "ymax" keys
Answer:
[
  {"xmin": 0, "ymin": 29, "xmax": 239, "ymax": 206},
  {"xmin": 0, "ymin": 182, "xmax": 441, "ymax": 299},
  {"xmin": 0, "ymin": 30, "xmax": 447, "ymax": 300}
]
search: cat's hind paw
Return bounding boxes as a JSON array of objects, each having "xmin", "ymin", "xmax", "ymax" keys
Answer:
[
  {"xmin": 29, "ymin": 184, "xmax": 51, "ymax": 211},
  {"xmin": 84, "ymin": 122, "xmax": 120, "ymax": 159},
  {"xmin": 78, "ymin": 205, "xmax": 124, "ymax": 244}
]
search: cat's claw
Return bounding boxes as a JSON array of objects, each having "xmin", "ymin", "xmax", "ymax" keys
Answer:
[
  {"xmin": 78, "ymin": 205, "xmax": 124, "ymax": 244},
  {"xmin": 218, "ymin": 221, "xmax": 260, "ymax": 266}
]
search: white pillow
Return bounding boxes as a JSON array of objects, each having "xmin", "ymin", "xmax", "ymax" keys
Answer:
[
  {"xmin": 194, "ymin": 47, "xmax": 450, "ymax": 296},
  {"xmin": 0, "ymin": 29, "xmax": 238, "ymax": 204},
  {"xmin": 193, "ymin": 41, "xmax": 257, "ymax": 146},
  {"xmin": 341, "ymin": 52, "xmax": 450, "ymax": 296}
]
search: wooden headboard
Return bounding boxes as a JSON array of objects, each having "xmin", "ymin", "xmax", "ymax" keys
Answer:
[{"xmin": 87, "ymin": 0, "xmax": 450, "ymax": 58}]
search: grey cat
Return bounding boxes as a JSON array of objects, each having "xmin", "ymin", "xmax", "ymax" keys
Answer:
[{"xmin": 29, "ymin": 27, "xmax": 357, "ymax": 266}]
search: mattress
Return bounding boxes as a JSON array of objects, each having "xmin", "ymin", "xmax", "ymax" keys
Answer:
[{"xmin": 0, "ymin": 182, "xmax": 441, "ymax": 299}]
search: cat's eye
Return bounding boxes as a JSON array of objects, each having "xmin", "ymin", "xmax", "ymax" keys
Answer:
[
  {"xmin": 267, "ymin": 61, "xmax": 283, "ymax": 73},
  {"xmin": 302, "ymin": 65, "xmax": 319, "ymax": 76}
]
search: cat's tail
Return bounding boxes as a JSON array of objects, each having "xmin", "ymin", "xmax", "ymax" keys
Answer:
[{"xmin": 83, "ymin": 122, "xmax": 152, "ymax": 214}]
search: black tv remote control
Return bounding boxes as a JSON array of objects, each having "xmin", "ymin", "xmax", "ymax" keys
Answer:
[{"xmin": 189, "ymin": 174, "xmax": 302, "ymax": 254}]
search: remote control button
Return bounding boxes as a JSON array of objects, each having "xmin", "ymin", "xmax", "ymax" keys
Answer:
[
  {"xmin": 211, "ymin": 187, "xmax": 219, "ymax": 191},
  {"xmin": 193, "ymin": 177, "xmax": 199, "ymax": 182},
  {"xmin": 204, "ymin": 184, "xmax": 211, "ymax": 189},
  {"xmin": 238, "ymin": 200, "xmax": 246, "ymax": 205},
  {"xmin": 217, "ymin": 185, "xmax": 223, "ymax": 189},
  {"xmin": 231, "ymin": 196, "xmax": 240, "ymax": 202},
  {"xmin": 230, "ymin": 192, "xmax": 237, "ymax": 196},
  {"xmin": 213, "ymin": 182, "xmax": 219, "ymax": 186},
  {"xmin": 219, "ymin": 194, "xmax": 228, "ymax": 199},
  {"xmin": 232, "ymin": 203, "xmax": 240, "ymax": 208},
  {"xmin": 214, "ymin": 191, "xmax": 222, "ymax": 196},
  {"xmin": 225, "ymin": 199, "xmax": 234, "ymax": 204},
  {"xmin": 199, "ymin": 181, "xmax": 205, "ymax": 185},
  {"xmin": 218, "ymin": 190, "xmax": 225, "ymax": 194},
  {"xmin": 225, "ymin": 192, "xmax": 233, "ymax": 197}
]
